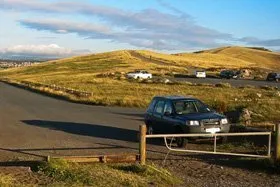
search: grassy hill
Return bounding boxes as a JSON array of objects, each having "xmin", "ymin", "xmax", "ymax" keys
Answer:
[
  {"xmin": 187, "ymin": 46, "xmax": 280, "ymax": 70},
  {"xmin": 1, "ymin": 46, "xmax": 280, "ymax": 122},
  {"xmin": 2, "ymin": 46, "xmax": 280, "ymax": 81}
]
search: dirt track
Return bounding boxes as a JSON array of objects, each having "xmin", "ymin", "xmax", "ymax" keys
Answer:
[{"xmin": 0, "ymin": 82, "xmax": 280, "ymax": 186}]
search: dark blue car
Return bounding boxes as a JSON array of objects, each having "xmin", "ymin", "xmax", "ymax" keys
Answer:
[{"xmin": 144, "ymin": 96, "xmax": 231, "ymax": 147}]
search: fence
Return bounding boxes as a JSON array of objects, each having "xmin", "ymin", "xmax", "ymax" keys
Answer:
[
  {"xmin": 139, "ymin": 124, "xmax": 280, "ymax": 165},
  {"xmin": 1, "ymin": 79, "xmax": 92, "ymax": 97}
]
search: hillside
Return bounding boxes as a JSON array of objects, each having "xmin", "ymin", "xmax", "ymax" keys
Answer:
[
  {"xmin": 0, "ymin": 50, "xmax": 185, "ymax": 82},
  {"xmin": 187, "ymin": 46, "xmax": 280, "ymax": 70},
  {"xmin": 1, "ymin": 46, "xmax": 280, "ymax": 83},
  {"xmin": 1, "ymin": 46, "xmax": 280, "ymax": 122}
]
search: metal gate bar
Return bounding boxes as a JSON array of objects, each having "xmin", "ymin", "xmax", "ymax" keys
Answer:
[{"xmin": 146, "ymin": 132, "xmax": 272, "ymax": 158}]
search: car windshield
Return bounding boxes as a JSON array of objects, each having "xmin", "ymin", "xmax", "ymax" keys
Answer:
[{"xmin": 173, "ymin": 100, "xmax": 211, "ymax": 115}]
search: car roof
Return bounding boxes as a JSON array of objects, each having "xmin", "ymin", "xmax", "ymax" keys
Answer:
[{"xmin": 153, "ymin": 95, "xmax": 196, "ymax": 100}]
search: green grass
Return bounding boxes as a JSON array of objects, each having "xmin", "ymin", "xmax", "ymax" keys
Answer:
[{"xmin": 38, "ymin": 159, "xmax": 181, "ymax": 186}]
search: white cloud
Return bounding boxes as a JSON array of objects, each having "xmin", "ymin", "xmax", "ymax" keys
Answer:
[
  {"xmin": 238, "ymin": 37, "xmax": 280, "ymax": 47},
  {"xmin": 20, "ymin": 19, "xmax": 110, "ymax": 35},
  {"xmin": 1, "ymin": 0, "xmax": 233, "ymax": 50},
  {"xmin": 0, "ymin": 44, "xmax": 90, "ymax": 57},
  {"xmin": 1, "ymin": 0, "xmax": 279, "ymax": 51}
]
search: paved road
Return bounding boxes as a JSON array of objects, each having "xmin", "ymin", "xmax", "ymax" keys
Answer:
[
  {"xmin": 174, "ymin": 77, "xmax": 280, "ymax": 87},
  {"xmin": 0, "ymin": 80, "xmax": 274, "ymax": 162},
  {"xmin": 0, "ymin": 82, "xmax": 147, "ymax": 161}
]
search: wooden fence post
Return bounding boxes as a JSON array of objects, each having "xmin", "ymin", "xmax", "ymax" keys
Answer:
[
  {"xmin": 139, "ymin": 125, "xmax": 147, "ymax": 165},
  {"xmin": 275, "ymin": 123, "xmax": 280, "ymax": 163}
]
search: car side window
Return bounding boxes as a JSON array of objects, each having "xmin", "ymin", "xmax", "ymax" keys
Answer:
[
  {"xmin": 163, "ymin": 101, "xmax": 173, "ymax": 114},
  {"xmin": 154, "ymin": 100, "xmax": 165, "ymax": 115}
]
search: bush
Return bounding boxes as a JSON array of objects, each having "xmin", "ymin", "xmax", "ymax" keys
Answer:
[
  {"xmin": 245, "ymin": 92, "xmax": 262, "ymax": 101},
  {"xmin": 215, "ymin": 83, "xmax": 231, "ymax": 88},
  {"xmin": 209, "ymin": 100, "xmax": 228, "ymax": 113},
  {"xmin": 260, "ymin": 85, "xmax": 276, "ymax": 90}
]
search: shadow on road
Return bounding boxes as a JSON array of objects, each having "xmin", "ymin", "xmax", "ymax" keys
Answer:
[
  {"xmin": 0, "ymin": 148, "xmax": 46, "ymax": 159},
  {"xmin": 111, "ymin": 112, "xmax": 144, "ymax": 121},
  {"xmin": 21, "ymin": 120, "xmax": 138, "ymax": 142}
]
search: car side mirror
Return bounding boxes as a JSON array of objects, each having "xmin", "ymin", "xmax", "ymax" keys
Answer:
[{"xmin": 164, "ymin": 111, "xmax": 172, "ymax": 116}]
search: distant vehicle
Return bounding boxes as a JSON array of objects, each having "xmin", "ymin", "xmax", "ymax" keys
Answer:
[
  {"xmin": 126, "ymin": 70, "xmax": 152, "ymax": 79},
  {"xmin": 266, "ymin": 72, "xmax": 280, "ymax": 82},
  {"xmin": 220, "ymin": 70, "xmax": 239, "ymax": 79},
  {"xmin": 195, "ymin": 70, "xmax": 206, "ymax": 78},
  {"xmin": 144, "ymin": 96, "xmax": 230, "ymax": 147}
]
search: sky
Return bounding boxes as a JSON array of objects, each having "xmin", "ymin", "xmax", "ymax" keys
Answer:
[{"xmin": 0, "ymin": 0, "xmax": 280, "ymax": 58}]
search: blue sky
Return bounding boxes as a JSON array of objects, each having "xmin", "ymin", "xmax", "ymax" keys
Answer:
[{"xmin": 0, "ymin": 0, "xmax": 279, "ymax": 57}]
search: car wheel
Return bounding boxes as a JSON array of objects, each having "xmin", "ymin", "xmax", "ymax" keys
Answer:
[
  {"xmin": 174, "ymin": 126, "xmax": 188, "ymax": 148},
  {"xmin": 147, "ymin": 125, "xmax": 154, "ymax": 135},
  {"xmin": 176, "ymin": 137, "xmax": 188, "ymax": 148},
  {"xmin": 218, "ymin": 136, "xmax": 228, "ymax": 144}
]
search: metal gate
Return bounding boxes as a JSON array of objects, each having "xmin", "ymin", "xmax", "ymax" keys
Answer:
[{"xmin": 145, "ymin": 132, "xmax": 272, "ymax": 158}]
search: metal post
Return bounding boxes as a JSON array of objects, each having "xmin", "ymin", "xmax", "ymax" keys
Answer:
[
  {"xmin": 275, "ymin": 123, "xmax": 280, "ymax": 163},
  {"xmin": 268, "ymin": 133, "xmax": 271, "ymax": 158},
  {"xmin": 139, "ymin": 125, "xmax": 147, "ymax": 165},
  {"xmin": 214, "ymin": 134, "xmax": 217, "ymax": 153}
]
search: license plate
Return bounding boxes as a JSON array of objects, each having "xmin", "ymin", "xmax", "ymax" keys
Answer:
[{"xmin": 206, "ymin": 128, "xmax": 220, "ymax": 133}]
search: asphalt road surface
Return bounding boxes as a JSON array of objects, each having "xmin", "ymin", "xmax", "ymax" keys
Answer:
[
  {"xmin": 0, "ymin": 82, "xmax": 147, "ymax": 161},
  {"xmin": 174, "ymin": 77, "xmax": 280, "ymax": 87},
  {"xmin": 0, "ymin": 79, "xmax": 277, "ymax": 161}
]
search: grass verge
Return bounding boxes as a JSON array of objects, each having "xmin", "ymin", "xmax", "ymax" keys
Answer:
[
  {"xmin": 38, "ymin": 159, "xmax": 181, "ymax": 186},
  {"xmin": 1, "ymin": 77, "xmax": 280, "ymax": 123},
  {"xmin": 0, "ymin": 174, "xmax": 15, "ymax": 187}
]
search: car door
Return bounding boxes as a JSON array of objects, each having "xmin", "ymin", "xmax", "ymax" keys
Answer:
[
  {"xmin": 151, "ymin": 100, "xmax": 165, "ymax": 133},
  {"xmin": 162, "ymin": 101, "xmax": 177, "ymax": 133}
]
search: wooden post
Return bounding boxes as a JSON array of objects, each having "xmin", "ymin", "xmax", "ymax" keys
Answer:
[
  {"xmin": 275, "ymin": 123, "xmax": 280, "ymax": 163},
  {"xmin": 139, "ymin": 125, "xmax": 147, "ymax": 165}
]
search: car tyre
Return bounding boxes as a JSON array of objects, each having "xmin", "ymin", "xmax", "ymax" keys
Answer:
[
  {"xmin": 174, "ymin": 127, "xmax": 188, "ymax": 148},
  {"xmin": 147, "ymin": 125, "xmax": 154, "ymax": 135},
  {"xmin": 218, "ymin": 136, "xmax": 228, "ymax": 144},
  {"xmin": 176, "ymin": 137, "xmax": 188, "ymax": 148}
]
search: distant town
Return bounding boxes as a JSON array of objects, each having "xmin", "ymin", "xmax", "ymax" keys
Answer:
[
  {"xmin": 0, "ymin": 60, "xmax": 42, "ymax": 69},
  {"xmin": 0, "ymin": 55, "xmax": 56, "ymax": 68}
]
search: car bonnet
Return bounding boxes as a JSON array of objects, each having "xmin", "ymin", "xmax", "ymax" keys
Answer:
[{"xmin": 175, "ymin": 112, "xmax": 225, "ymax": 121}]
